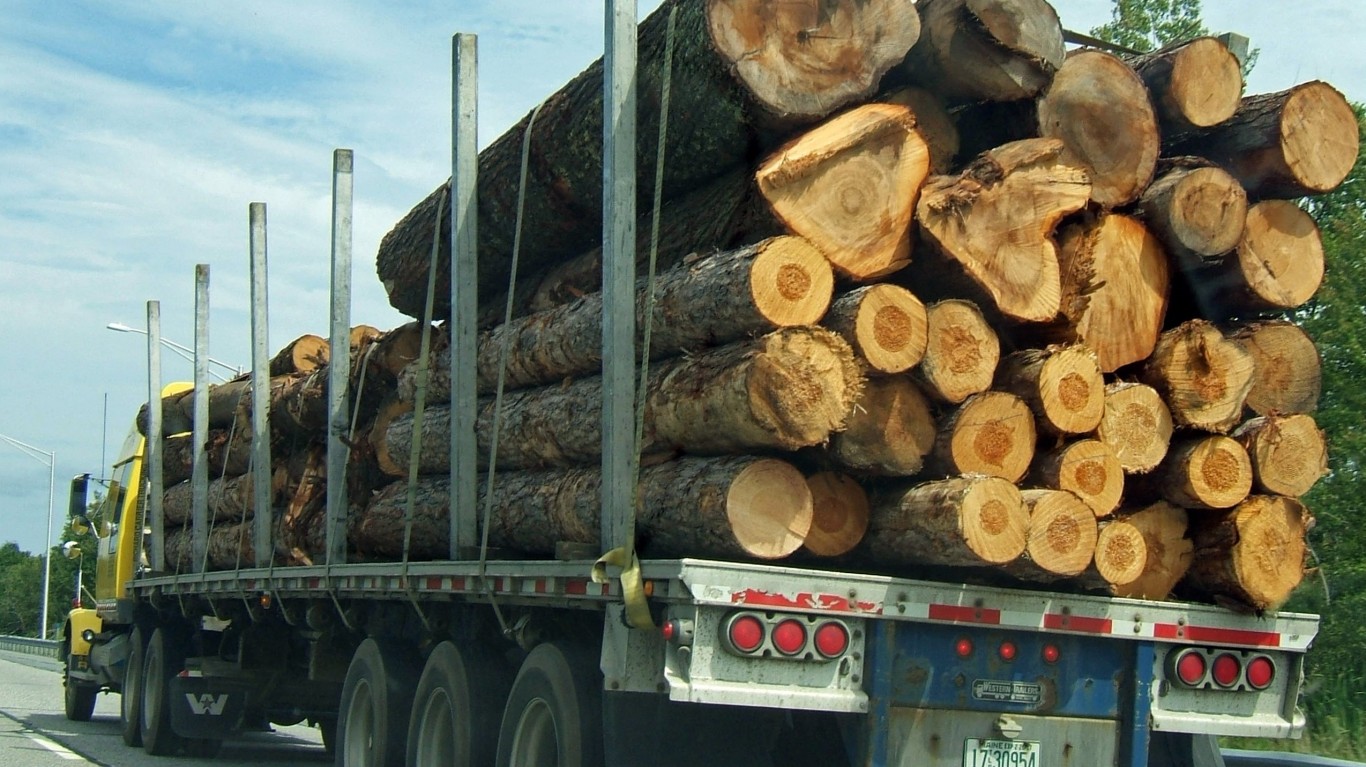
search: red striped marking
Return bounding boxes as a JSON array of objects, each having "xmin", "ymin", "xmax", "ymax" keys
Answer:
[
  {"xmin": 452, "ymin": 577, "xmax": 467, "ymax": 591},
  {"xmin": 1155, "ymin": 623, "xmax": 1281, "ymax": 648},
  {"xmin": 307, "ymin": 578, "xmax": 321, "ymax": 589},
  {"xmin": 425, "ymin": 577, "xmax": 443, "ymax": 591},
  {"xmin": 535, "ymin": 579, "xmax": 549, "ymax": 594},
  {"xmin": 928, "ymin": 604, "xmax": 1001, "ymax": 624},
  {"xmin": 731, "ymin": 589, "xmax": 880, "ymax": 614},
  {"xmin": 1044, "ymin": 613, "xmax": 1113, "ymax": 634},
  {"xmin": 565, "ymin": 579, "xmax": 588, "ymax": 595}
]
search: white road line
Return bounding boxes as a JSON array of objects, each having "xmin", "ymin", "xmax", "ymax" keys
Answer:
[{"xmin": 26, "ymin": 733, "xmax": 87, "ymax": 762}]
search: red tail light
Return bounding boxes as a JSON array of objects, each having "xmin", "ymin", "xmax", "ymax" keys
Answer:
[
  {"xmin": 814, "ymin": 622, "xmax": 849, "ymax": 658},
  {"xmin": 955, "ymin": 637, "xmax": 974, "ymax": 658},
  {"xmin": 1174, "ymin": 650, "xmax": 1207, "ymax": 686},
  {"xmin": 772, "ymin": 619, "xmax": 807, "ymax": 656},
  {"xmin": 1042, "ymin": 644, "xmax": 1060, "ymax": 664},
  {"xmin": 1246, "ymin": 656, "xmax": 1276, "ymax": 690},
  {"xmin": 1211, "ymin": 654, "xmax": 1242, "ymax": 687},
  {"xmin": 727, "ymin": 615, "xmax": 765, "ymax": 653},
  {"xmin": 998, "ymin": 641, "xmax": 1018, "ymax": 662}
]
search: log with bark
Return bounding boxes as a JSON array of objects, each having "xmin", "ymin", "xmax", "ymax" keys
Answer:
[
  {"xmin": 1232, "ymin": 415, "xmax": 1327, "ymax": 498},
  {"xmin": 1089, "ymin": 517, "xmax": 1149, "ymax": 589},
  {"xmin": 1142, "ymin": 320, "xmax": 1255, "ymax": 433},
  {"xmin": 165, "ymin": 518, "xmax": 305, "ymax": 572},
  {"xmin": 823, "ymin": 285, "xmax": 928, "ymax": 375},
  {"xmin": 930, "ymin": 392, "xmax": 1037, "ymax": 482},
  {"xmin": 914, "ymin": 300, "xmax": 1000, "ymax": 404},
  {"xmin": 1001, "ymin": 489, "xmax": 1098, "ymax": 580},
  {"xmin": 915, "ymin": 139, "xmax": 1091, "ymax": 322},
  {"xmin": 900, "ymin": 0, "xmax": 1065, "ymax": 105},
  {"xmin": 1136, "ymin": 164, "xmax": 1248, "ymax": 266},
  {"xmin": 1109, "ymin": 502, "xmax": 1193, "ymax": 601},
  {"xmin": 376, "ymin": 0, "xmax": 922, "ymax": 320},
  {"xmin": 996, "ymin": 346, "xmax": 1105, "ymax": 436},
  {"xmin": 1128, "ymin": 37, "xmax": 1243, "ymax": 134},
  {"xmin": 162, "ymin": 472, "xmax": 269, "ymax": 527},
  {"xmin": 1030, "ymin": 440, "xmax": 1124, "ymax": 519},
  {"xmin": 1093, "ymin": 383, "xmax": 1173, "ymax": 475},
  {"xmin": 1169, "ymin": 80, "xmax": 1359, "ymax": 198},
  {"xmin": 381, "ymin": 328, "xmax": 862, "ymax": 473},
  {"xmin": 1154, "ymin": 436, "xmax": 1254, "ymax": 511},
  {"xmin": 162, "ymin": 430, "xmax": 249, "ymax": 487},
  {"xmin": 829, "ymin": 376, "xmax": 936, "ymax": 477},
  {"xmin": 1231, "ymin": 321, "xmax": 1322, "ymax": 417},
  {"xmin": 1184, "ymin": 495, "xmax": 1312, "ymax": 612},
  {"xmin": 756, "ymin": 102, "xmax": 929, "ymax": 280},
  {"xmin": 803, "ymin": 472, "xmax": 870, "ymax": 558},
  {"xmin": 269, "ymin": 334, "xmax": 329, "ymax": 376},
  {"xmin": 1186, "ymin": 200, "xmax": 1324, "ymax": 318},
  {"xmin": 352, "ymin": 456, "xmax": 813, "ymax": 561},
  {"xmin": 864, "ymin": 475, "xmax": 1028, "ymax": 568}
]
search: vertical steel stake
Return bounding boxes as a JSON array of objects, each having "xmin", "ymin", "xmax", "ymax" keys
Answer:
[
  {"xmin": 191, "ymin": 264, "xmax": 211, "ymax": 573},
  {"xmin": 146, "ymin": 301, "xmax": 165, "ymax": 572},
  {"xmin": 248, "ymin": 202, "xmax": 273, "ymax": 569},
  {"xmin": 450, "ymin": 33, "xmax": 479, "ymax": 558},
  {"xmin": 326, "ymin": 149, "xmax": 354, "ymax": 566}
]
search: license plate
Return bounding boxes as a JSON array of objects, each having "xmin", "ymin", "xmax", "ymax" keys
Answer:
[{"xmin": 962, "ymin": 738, "xmax": 1041, "ymax": 767}]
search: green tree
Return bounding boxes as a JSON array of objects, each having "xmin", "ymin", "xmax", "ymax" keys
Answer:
[
  {"xmin": 1092, "ymin": 0, "xmax": 1208, "ymax": 53},
  {"xmin": 0, "ymin": 542, "xmax": 41, "ymax": 636}
]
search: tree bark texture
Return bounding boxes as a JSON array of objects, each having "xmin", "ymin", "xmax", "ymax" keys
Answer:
[
  {"xmin": 1232, "ymin": 415, "xmax": 1327, "ymax": 498},
  {"xmin": 1143, "ymin": 320, "xmax": 1255, "ymax": 433},
  {"xmin": 996, "ymin": 346, "xmax": 1105, "ymax": 436},
  {"xmin": 829, "ymin": 376, "xmax": 936, "ymax": 477},
  {"xmin": 914, "ymin": 300, "xmax": 1000, "ymax": 404},
  {"xmin": 823, "ymin": 284, "xmax": 928, "ymax": 375},
  {"xmin": 1093, "ymin": 383, "xmax": 1173, "ymax": 475},
  {"xmin": 1184, "ymin": 495, "xmax": 1312, "ymax": 612},
  {"xmin": 864, "ymin": 475, "xmax": 1028, "ymax": 567},
  {"xmin": 802, "ymin": 472, "xmax": 870, "ymax": 558},
  {"xmin": 162, "ymin": 473, "xmax": 264, "ymax": 527},
  {"xmin": 930, "ymin": 392, "xmax": 1037, "ymax": 482},
  {"xmin": 1230, "ymin": 321, "xmax": 1322, "ymax": 417},
  {"xmin": 161, "ymin": 430, "xmax": 249, "ymax": 487}
]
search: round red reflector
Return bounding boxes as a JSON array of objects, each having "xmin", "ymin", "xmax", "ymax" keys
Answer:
[
  {"xmin": 1211, "ymin": 654, "xmax": 1242, "ymax": 687},
  {"xmin": 772, "ymin": 619, "xmax": 807, "ymax": 655},
  {"xmin": 814, "ymin": 622, "xmax": 849, "ymax": 658},
  {"xmin": 1246, "ymin": 656, "xmax": 1275, "ymax": 689},
  {"xmin": 728, "ymin": 615, "xmax": 764, "ymax": 653},
  {"xmin": 999, "ymin": 641, "xmax": 1018, "ymax": 662},
  {"xmin": 1175, "ymin": 651, "xmax": 1207, "ymax": 686},
  {"xmin": 662, "ymin": 621, "xmax": 676, "ymax": 642},
  {"xmin": 955, "ymin": 637, "xmax": 973, "ymax": 658},
  {"xmin": 1042, "ymin": 644, "xmax": 1060, "ymax": 664}
]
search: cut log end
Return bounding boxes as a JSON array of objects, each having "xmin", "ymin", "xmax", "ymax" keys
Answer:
[
  {"xmin": 1233, "ymin": 415, "xmax": 1328, "ymax": 498},
  {"xmin": 999, "ymin": 346, "xmax": 1105, "ymax": 436},
  {"xmin": 960, "ymin": 476, "xmax": 1030, "ymax": 565},
  {"xmin": 1095, "ymin": 383, "xmax": 1173, "ymax": 474},
  {"xmin": 1155, "ymin": 37, "xmax": 1244, "ymax": 129},
  {"xmin": 1036, "ymin": 440, "xmax": 1125, "ymax": 519},
  {"xmin": 936, "ymin": 392, "xmax": 1037, "ymax": 482},
  {"xmin": 1020, "ymin": 489, "xmax": 1098, "ymax": 577},
  {"xmin": 1227, "ymin": 201, "xmax": 1325, "ymax": 314},
  {"xmin": 1160, "ymin": 436, "xmax": 1254, "ymax": 510},
  {"xmin": 725, "ymin": 458, "xmax": 814, "ymax": 559},
  {"xmin": 803, "ymin": 472, "xmax": 870, "ymax": 557},
  {"xmin": 904, "ymin": 0, "xmax": 1064, "ymax": 104},
  {"xmin": 1092, "ymin": 519, "xmax": 1149, "ymax": 587},
  {"xmin": 1278, "ymin": 82, "xmax": 1360, "ymax": 195},
  {"xmin": 1144, "ymin": 320, "xmax": 1255, "ymax": 433},
  {"xmin": 831, "ymin": 376, "xmax": 936, "ymax": 476},
  {"xmin": 749, "ymin": 236, "xmax": 837, "ymax": 327},
  {"xmin": 1188, "ymin": 496, "xmax": 1311, "ymax": 611},
  {"xmin": 744, "ymin": 328, "xmax": 864, "ymax": 448},
  {"xmin": 825, "ymin": 284, "xmax": 928, "ymax": 374},
  {"xmin": 1110, "ymin": 502, "xmax": 1193, "ymax": 601},
  {"xmin": 1233, "ymin": 321, "xmax": 1322, "ymax": 417},
  {"xmin": 885, "ymin": 87, "xmax": 960, "ymax": 174},
  {"xmin": 917, "ymin": 300, "xmax": 1000, "ymax": 404},
  {"xmin": 1138, "ymin": 166, "xmax": 1247, "ymax": 263}
]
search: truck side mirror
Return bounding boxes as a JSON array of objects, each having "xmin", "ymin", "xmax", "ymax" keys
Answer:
[{"xmin": 68, "ymin": 473, "xmax": 90, "ymax": 518}]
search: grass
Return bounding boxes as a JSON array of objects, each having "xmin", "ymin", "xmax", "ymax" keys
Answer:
[{"xmin": 1222, "ymin": 666, "xmax": 1366, "ymax": 762}]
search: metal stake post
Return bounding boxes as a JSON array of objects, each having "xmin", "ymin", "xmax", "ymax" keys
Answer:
[
  {"xmin": 248, "ymin": 203, "xmax": 273, "ymax": 568},
  {"xmin": 146, "ymin": 301, "xmax": 165, "ymax": 572},
  {"xmin": 191, "ymin": 264, "xmax": 211, "ymax": 573},
  {"xmin": 326, "ymin": 149, "xmax": 354, "ymax": 566},
  {"xmin": 450, "ymin": 34, "xmax": 479, "ymax": 558}
]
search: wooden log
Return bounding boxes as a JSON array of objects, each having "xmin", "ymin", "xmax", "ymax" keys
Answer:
[
  {"xmin": 756, "ymin": 102, "xmax": 930, "ymax": 280},
  {"xmin": 269, "ymin": 334, "xmax": 329, "ymax": 376},
  {"xmin": 1128, "ymin": 37, "xmax": 1243, "ymax": 134},
  {"xmin": 885, "ymin": 87, "xmax": 960, "ymax": 174},
  {"xmin": 914, "ymin": 300, "xmax": 1000, "ymax": 405},
  {"xmin": 161, "ymin": 430, "xmax": 249, "ymax": 487},
  {"xmin": 1094, "ymin": 383, "xmax": 1173, "ymax": 475},
  {"xmin": 916, "ymin": 139, "xmax": 1091, "ymax": 322},
  {"xmin": 270, "ymin": 369, "xmax": 327, "ymax": 436},
  {"xmin": 1142, "ymin": 320, "xmax": 1255, "ymax": 433},
  {"xmin": 803, "ymin": 472, "xmax": 870, "ymax": 558},
  {"xmin": 1136, "ymin": 165, "xmax": 1248, "ymax": 266},
  {"xmin": 141, "ymin": 379, "xmax": 255, "ymax": 437},
  {"xmin": 352, "ymin": 456, "xmax": 813, "ymax": 561},
  {"xmin": 376, "ymin": 0, "xmax": 921, "ymax": 321},
  {"xmin": 165, "ymin": 518, "xmax": 304, "ymax": 572},
  {"xmin": 1110, "ymin": 502, "xmax": 1193, "ymax": 601},
  {"xmin": 864, "ymin": 475, "xmax": 1028, "ymax": 567},
  {"xmin": 1185, "ymin": 495, "xmax": 1311, "ymax": 612},
  {"xmin": 900, "ymin": 0, "xmax": 1065, "ymax": 104},
  {"xmin": 996, "ymin": 346, "xmax": 1105, "ymax": 436},
  {"xmin": 829, "ymin": 376, "xmax": 936, "ymax": 477},
  {"xmin": 278, "ymin": 443, "xmax": 327, "ymax": 563},
  {"xmin": 162, "ymin": 473, "xmax": 258, "ymax": 527},
  {"xmin": 1190, "ymin": 200, "xmax": 1324, "ymax": 317},
  {"xmin": 1001, "ymin": 489, "xmax": 1098, "ymax": 580},
  {"xmin": 1043, "ymin": 214, "xmax": 1170, "ymax": 373},
  {"xmin": 823, "ymin": 285, "xmax": 928, "ymax": 375},
  {"xmin": 1090, "ymin": 517, "xmax": 1149, "ymax": 589},
  {"xmin": 382, "ymin": 328, "xmax": 862, "ymax": 473},
  {"xmin": 1156, "ymin": 436, "xmax": 1253, "ymax": 510},
  {"xmin": 137, "ymin": 391, "xmax": 192, "ymax": 437},
  {"xmin": 1230, "ymin": 321, "xmax": 1322, "ymax": 416},
  {"xmin": 1031, "ymin": 440, "xmax": 1124, "ymax": 519},
  {"xmin": 930, "ymin": 392, "xmax": 1036, "ymax": 482},
  {"xmin": 1169, "ymin": 81, "xmax": 1359, "ymax": 198},
  {"xmin": 1232, "ymin": 415, "xmax": 1328, "ymax": 498},
  {"xmin": 350, "ymin": 325, "xmax": 382, "ymax": 349},
  {"xmin": 1037, "ymin": 49, "xmax": 1160, "ymax": 208}
]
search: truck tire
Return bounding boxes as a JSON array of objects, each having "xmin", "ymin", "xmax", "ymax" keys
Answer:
[
  {"xmin": 406, "ymin": 641, "xmax": 511, "ymax": 767},
  {"xmin": 335, "ymin": 638, "xmax": 420, "ymax": 767},
  {"xmin": 121, "ymin": 625, "xmax": 146, "ymax": 747},
  {"xmin": 64, "ymin": 670, "xmax": 98, "ymax": 722},
  {"xmin": 495, "ymin": 642, "xmax": 604, "ymax": 767},
  {"xmin": 141, "ymin": 626, "xmax": 188, "ymax": 756}
]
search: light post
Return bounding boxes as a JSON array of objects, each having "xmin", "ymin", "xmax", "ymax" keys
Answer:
[
  {"xmin": 0, "ymin": 433, "xmax": 55, "ymax": 640},
  {"xmin": 106, "ymin": 322, "xmax": 242, "ymax": 381}
]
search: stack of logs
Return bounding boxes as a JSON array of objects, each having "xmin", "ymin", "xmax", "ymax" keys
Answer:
[{"xmin": 145, "ymin": 0, "xmax": 1356, "ymax": 614}]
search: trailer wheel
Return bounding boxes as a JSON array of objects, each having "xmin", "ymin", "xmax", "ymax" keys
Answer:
[
  {"xmin": 141, "ymin": 626, "xmax": 188, "ymax": 755},
  {"xmin": 64, "ymin": 672, "xmax": 98, "ymax": 722},
  {"xmin": 121, "ymin": 625, "xmax": 146, "ymax": 747},
  {"xmin": 335, "ymin": 638, "xmax": 419, "ymax": 767},
  {"xmin": 407, "ymin": 641, "xmax": 510, "ymax": 766},
  {"xmin": 495, "ymin": 642, "xmax": 603, "ymax": 767}
]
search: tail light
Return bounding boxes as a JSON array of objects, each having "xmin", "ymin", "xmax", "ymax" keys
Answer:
[
  {"xmin": 1173, "ymin": 649, "xmax": 1208, "ymax": 687},
  {"xmin": 720, "ymin": 612, "xmax": 851, "ymax": 662},
  {"xmin": 1169, "ymin": 649, "xmax": 1280, "ymax": 691},
  {"xmin": 1246, "ymin": 656, "xmax": 1276, "ymax": 690},
  {"xmin": 1211, "ymin": 654, "xmax": 1242, "ymax": 688},
  {"xmin": 726, "ymin": 614, "xmax": 765, "ymax": 653},
  {"xmin": 955, "ymin": 637, "xmax": 974, "ymax": 658},
  {"xmin": 998, "ymin": 641, "xmax": 1018, "ymax": 662},
  {"xmin": 1042, "ymin": 644, "xmax": 1060, "ymax": 664},
  {"xmin": 814, "ymin": 622, "xmax": 849, "ymax": 658},
  {"xmin": 772, "ymin": 620, "xmax": 807, "ymax": 655}
]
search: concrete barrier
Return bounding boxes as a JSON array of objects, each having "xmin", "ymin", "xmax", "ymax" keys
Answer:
[{"xmin": 0, "ymin": 634, "xmax": 59, "ymax": 659}]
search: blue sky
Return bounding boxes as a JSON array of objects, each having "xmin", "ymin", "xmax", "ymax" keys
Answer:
[{"xmin": 0, "ymin": 1, "xmax": 1362, "ymax": 556}]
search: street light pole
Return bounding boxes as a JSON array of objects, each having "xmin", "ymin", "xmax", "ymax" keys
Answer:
[
  {"xmin": 0, "ymin": 433, "xmax": 56, "ymax": 640},
  {"xmin": 106, "ymin": 322, "xmax": 241, "ymax": 381}
]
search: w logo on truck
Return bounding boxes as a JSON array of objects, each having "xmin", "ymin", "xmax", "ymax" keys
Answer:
[{"xmin": 185, "ymin": 693, "xmax": 230, "ymax": 716}]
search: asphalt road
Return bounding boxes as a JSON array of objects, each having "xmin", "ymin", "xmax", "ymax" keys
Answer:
[{"xmin": 0, "ymin": 650, "xmax": 329, "ymax": 766}]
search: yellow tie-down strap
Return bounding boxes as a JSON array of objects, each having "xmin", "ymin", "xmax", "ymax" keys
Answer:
[{"xmin": 592, "ymin": 547, "xmax": 655, "ymax": 630}]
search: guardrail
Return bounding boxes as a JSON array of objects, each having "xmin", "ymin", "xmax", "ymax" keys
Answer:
[{"xmin": 0, "ymin": 634, "xmax": 60, "ymax": 659}]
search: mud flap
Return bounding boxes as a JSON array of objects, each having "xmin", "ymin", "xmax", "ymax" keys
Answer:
[{"xmin": 169, "ymin": 674, "xmax": 252, "ymax": 739}]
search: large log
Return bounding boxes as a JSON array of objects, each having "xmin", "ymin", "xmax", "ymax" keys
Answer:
[
  {"xmin": 1136, "ymin": 164, "xmax": 1248, "ymax": 266},
  {"xmin": 829, "ymin": 376, "xmax": 936, "ymax": 477},
  {"xmin": 376, "ymin": 0, "xmax": 922, "ymax": 320},
  {"xmin": 914, "ymin": 300, "xmax": 1000, "ymax": 405},
  {"xmin": 1093, "ymin": 383, "xmax": 1173, "ymax": 475},
  {"xmin": 1143, "ymin": 320, "xmax": 1255, "ymax": 433},
  {"xmin": 864, "ymin": 475, "xmax": 1028, "ymax": 567},
  {"xmin": 1185, "ymin": 495, "xmax": 1311, "ymax": 612},
  {"xmin": 382, "ymin": 328, "xmax": 862, "ymax": 473},
  {"xmin": 269, "ymin": 334, "xmax": 329, "ymax": 376},
  {"xmin": 162, "ymin": 473, "xmax": 260, "ymax": 527},
  {"xmin": 1189, "ymin": 200, "xmax": 1324, "ymax": 317},
  {"xmin": 1002, "ymin": 489, "xmax": 1098, "ymax": 580},
  {"xmin": 1232, "ymin": 415, "xmax": 1328, "ymax": 498},
  {"xmin": 352, "ymin": 456, "xmax": 813, "ymax": 561},
  {"xmin": 996, "ymin": 346, "xmax": 1105, "ymax": 436},
  {"xmin": 162, "ymin": 430, "xmax": 249, "ymax": 487},
  {"xmin": 1169, "ymin": 81, "xmax": 1359, "ymax": 198},
  {"xmin": 803, "ymin": 472, "xmax": 870, "ymax": 558},
  {"xmin": 1030, "ymin": 440, "xmax": 1124, "ymax": 519},
  {"xmin": 1128, "ymin": 37, "xmax": 1243, "ymax": 134},
  {"xmin": 885, "ymin": 87, "xmax": 960, "ymax": 174},
  {"xmin": 1110, "ymin": 502, "xmax": 1193, "ymax": 601},
  {"xmin": 756, "ymin": 102, "xmax": 930, "ymax": 280},
  {"xmin": 1230, "ymin": 321, "xmax": 1322, "ymax": 416},
  {"xmin": 915, "ymin": 139, "xmax": 1091, "ymax": 322},
  {"xmin": 1155, "ymin": 436, "xmax": 1254, "ymax": 511},
  {"xmin": 930, "ymin": 392, "xmax": 1036, "ymax": 482},
  {"xmin": 165, "ymin": 518, "xmax": 304, "ymax": 572},
  {"xmin": 823, "ymin": 285, "xmax": 928, "ymax": 375},
  {"xmin": 900, "ymin": 0, "xmax": 1065, "ymax": 104}
]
